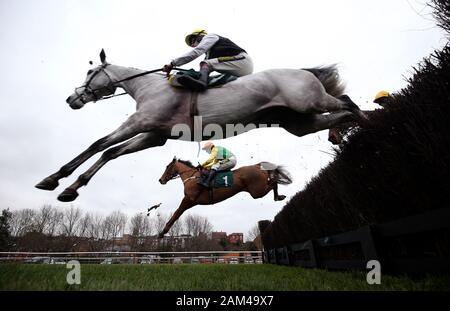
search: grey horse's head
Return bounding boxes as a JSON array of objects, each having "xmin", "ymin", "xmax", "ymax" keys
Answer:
[{"xmin": 66, "ymin": 49, "xmax": 117, "ymax": 109}]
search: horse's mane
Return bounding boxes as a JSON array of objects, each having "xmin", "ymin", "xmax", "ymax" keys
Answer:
[{"xmin": 178, "ymin": 159, "xmax": 195, "ymax": 168}]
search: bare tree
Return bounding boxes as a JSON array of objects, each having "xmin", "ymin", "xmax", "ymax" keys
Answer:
[
  {"xmin": 34, "ymin": 205, "xmax": 63, "ymax": 236},
  {"xmin": 106, "ymin": 210, "xmax": 127, "ymax": 238},
  {"xmin": 246, "ymin": 223, "xmax": 260, "ymax": 242},
  {"xmin": 129, "ymin": 213, "xmax": 153, "ymax": 251},
  {"xmin": 99, "ymin": 215, "xmax": 112, "ymax": 241},
  {"xmin": 9, "ymin": 210, "xmax": 22, "ymax": 237},
  {"xmin": 10, "ymin": 209, "xmax": 36, "ymax": 237},
  {"xmin": 87, "ymin": 214, "xmax": 104, "ymax": 240},
  {"xmin": 184, "ymin": 214, "xmax": 213, "ymax": 237},
  {"xmin": 46, "ymin": 208, "xmax": 63, "ymax": 236},
  {"xmin": 168, "ymin": 213, "xmax": 183, "ymax": 237},
  {"xmin": 153, "ymin": 213, "xmax": 168, "ymax": 236},
  {"xmin": 105, "ymin": 210, "xmax": 127, "ymax": 250},
  {"xmin": 78, "ymin": 212, "xmax": 93, "ymax": 238},
  {"xmin": 34, "ymin": 205, "xmax": 53, "ymax": 234},
  {"xmin": 61, "ymin": 205, "xmax": 82, "ymax": 237}
]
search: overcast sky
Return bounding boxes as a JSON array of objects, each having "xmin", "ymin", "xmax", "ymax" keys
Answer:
[{"xmin": 0, "ymin": 0, "xmax": 445, "ymax": 238}]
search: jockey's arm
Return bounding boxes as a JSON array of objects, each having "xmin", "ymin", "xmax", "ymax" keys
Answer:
[
  {"xmin": 201, "ymin": 147, "xmax": 218, "ymax": 169},
  {"xmin": 171, "ymin": 34, "xmax": 219, "ymax": 67}
]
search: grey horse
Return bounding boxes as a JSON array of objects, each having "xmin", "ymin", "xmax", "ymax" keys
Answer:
[{"xmin": 35, "ymin": 50, "xmax": 367, "ymax": 202}]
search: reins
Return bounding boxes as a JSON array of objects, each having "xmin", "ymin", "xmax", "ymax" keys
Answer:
[
  {"xmin": 167, "ymin": 162, "xmax": 201, "ymax": 184},
  {"xmin": 75, "ymin": 66, "xmax": 189, "ymax": 102}
]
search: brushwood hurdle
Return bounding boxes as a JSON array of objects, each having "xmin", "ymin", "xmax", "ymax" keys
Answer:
[{"xmin": 261, "ymin": 207, "xmax": 450, "ymax": 275}]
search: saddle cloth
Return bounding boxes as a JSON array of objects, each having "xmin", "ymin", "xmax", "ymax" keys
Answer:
[
  {"xmin": 213, "ymin": 170, "xmax": 233, "ymax": 188},
  {"xmin": 168, "ymin": 69, "xmax": 237, "ymax": 90}
]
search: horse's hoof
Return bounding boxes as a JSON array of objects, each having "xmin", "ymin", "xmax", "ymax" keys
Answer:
[
  {"xmin": 57, "ymin": 189, "xmax": 79, "ymax": 202},
  {"xmin": 275, "ymin": 195, "xmax": 286, "ymax": 201},
  {"xmin": 35, "ymin": 177, "xmax": 59, "ymax": 191},
  {"xmin": 157, "ymin": 232, "xmax": 165, "ymax": 239}
]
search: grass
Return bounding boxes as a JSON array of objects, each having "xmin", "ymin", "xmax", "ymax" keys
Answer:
[{"xmin": 1, "ymin": 264, "xmax": 449, "ymax": 291}]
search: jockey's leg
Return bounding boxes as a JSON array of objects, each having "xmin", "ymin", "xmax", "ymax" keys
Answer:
[
  {"xmin": 204, "ymin": 52, "xmax": 253, "ymax": 77},
  {"xmin": 177, "ymin": 62, "xmax": 211, "ymax": 92},
  {"xmin": 57, "ymin": 132, "xmax": 166, "ymax": 202},
  {"xmin": 199, "ymin": 156, "xmax": 236, "ymax": 188},
  {"xmin": 198, "ymin": 168, "xmax": 217, "ymax": 188},
  {"xmin": 205, "ymin": 169, "xmax": 217, "ymax": 188},
  {"xmin": 221, "ymin": 156, "xmax": 237, "ymax": 170}
]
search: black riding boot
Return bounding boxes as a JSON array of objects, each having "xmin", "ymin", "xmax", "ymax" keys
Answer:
[
  {"xmin": 200, "ymin": 169, "xmax": 217, "ymax": 188},
  {"xmin": 178, "ymin": 66, "xmax": 210, "ymax": 92}
]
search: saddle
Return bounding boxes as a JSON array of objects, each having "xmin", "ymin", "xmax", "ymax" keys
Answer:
[{"xmin": 168, "ymin": 69, "xmax": 237, "ymax": 91}]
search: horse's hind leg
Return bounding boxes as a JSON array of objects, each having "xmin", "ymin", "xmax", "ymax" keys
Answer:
[
  {"xmin": 281, "ymin": 111, "xmax": 354, "ymax": 137},
  {"xmin": 318, "ymin": 94, "xmax": 368, "ymax": 124},
  {"xmin": 35, "ymin": 113, "xmax": 145, "ymax": 191},
  {"xmin": 57, "ymin": 132, "xmax": 167, "ymax": 202},
  {"xmin": 272, "ymin": 183, "xmax": 286, "ymax": 201},
  {"xmin": 338, "ymin": 95, "xmax": 369, "ymax": 123},
  {"xmin": 247, "ymin": 178, "xmax": 286, "ymax": 201}
]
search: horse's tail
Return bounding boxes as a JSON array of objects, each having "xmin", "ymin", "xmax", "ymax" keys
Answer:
[
  {"xmin": 302, "ymin": 64, "xmax": 346, "ymax": 97},
  {"xmin": 274, "ymin": 166, "xmax": 293, "ymax": 185},
  {"xmin": 260, "ymin": 162, "xmax": 293, "ymax": 185}
]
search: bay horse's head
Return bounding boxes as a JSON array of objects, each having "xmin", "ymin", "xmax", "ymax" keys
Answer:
[
  {"xmin": 66, "ymin": 49, "xmax": 117, "ymax": 109},
  {"xmin": 159, "ymin": 156, "xmax": 179, "ymax": 185}
]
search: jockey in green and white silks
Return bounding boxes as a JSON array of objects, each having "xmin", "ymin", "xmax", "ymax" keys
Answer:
[
  {"xmin": 199, "ymin": 141, "xmax": 237, "ymax": 188},
  {"xmin": 163, "ymin": 29, "xmax": 253, "ymax": 92}
]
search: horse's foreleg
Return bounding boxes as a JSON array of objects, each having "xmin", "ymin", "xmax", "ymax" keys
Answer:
[
  {"xmin": 158, "ymin": 197, "xmax": 195, "ymax": 238},
  {"xmin": 35, "ymin": 114, "xmax": 145, "ymax": 191},
  {"xmin": 57, "ymin": 132, "xmax": 167, "ymax": 202}
]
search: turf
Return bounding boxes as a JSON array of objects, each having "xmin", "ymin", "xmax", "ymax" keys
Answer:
[{"xmin": 1, "ymin": 264, "xmax": 449, "ymax": 291}]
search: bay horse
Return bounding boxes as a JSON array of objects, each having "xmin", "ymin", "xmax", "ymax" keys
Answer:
[
  {"xmin": 157, "ymin": 157, "xmax": 292, "ymax": 238},
  {"xmin": 35, "ymin": 50, "xmax": 367, "ymax": 202}
]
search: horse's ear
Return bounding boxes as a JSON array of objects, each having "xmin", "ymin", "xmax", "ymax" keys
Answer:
[
  {"xmin": 173, "ymin": 156, "xmax": 177, "ymax": 161},
  {"xmin": 99, "ymin": 49, "xmax": 106, "ymax": 64}
]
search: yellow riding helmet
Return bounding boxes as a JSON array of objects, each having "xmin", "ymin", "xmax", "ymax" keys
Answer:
[
  {"xmin": 185, "ymin": 29, "xmax": 208, "ymax": 46},
  {"xmin": 374, "ymin": 90, "xmax": 390, "ymax": 102},
  {"xmin": 202, "ymin": 141, "xmax": 214, "ymax": 150}
]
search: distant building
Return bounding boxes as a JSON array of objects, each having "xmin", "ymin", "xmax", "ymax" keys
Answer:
[
  {"xmin": 208, "ymin": 231, "xmax": 227, "ymax": 242},
  {"xmin": 163, "ymin": 234, "xmax": 192, "ymax": 249},
  {"xmin": 227, "ymin": 233, "xmax": 243, "ymax": 245},
  {"xmin": 253, "ymin": 235, "xmax": 262, "ymax": 251}
]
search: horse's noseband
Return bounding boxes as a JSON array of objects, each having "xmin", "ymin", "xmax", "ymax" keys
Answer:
[
  {"xmin": 167, "ymin": 172, "xmax": 180, "ymax": 181},
  {"xmin": 73, "ymin": 65, "xmax": 116, "ymax": 104}
]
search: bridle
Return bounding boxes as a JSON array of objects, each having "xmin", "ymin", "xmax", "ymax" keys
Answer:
[
  {"xmin": 73, "ymin": 64, "xmax": 117, "ymax": 104},
  {"xmin": 72, "ymin": 65, "xmax": 188, "ymax": 105},
  {"xmin": 164, "ymin": 160, "xmax": 200, "ymax": 184}
]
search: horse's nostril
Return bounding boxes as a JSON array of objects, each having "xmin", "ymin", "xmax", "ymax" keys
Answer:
[{"xmin": 66, "ymin": 96, "xmax": 71, "ymax": 103}]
